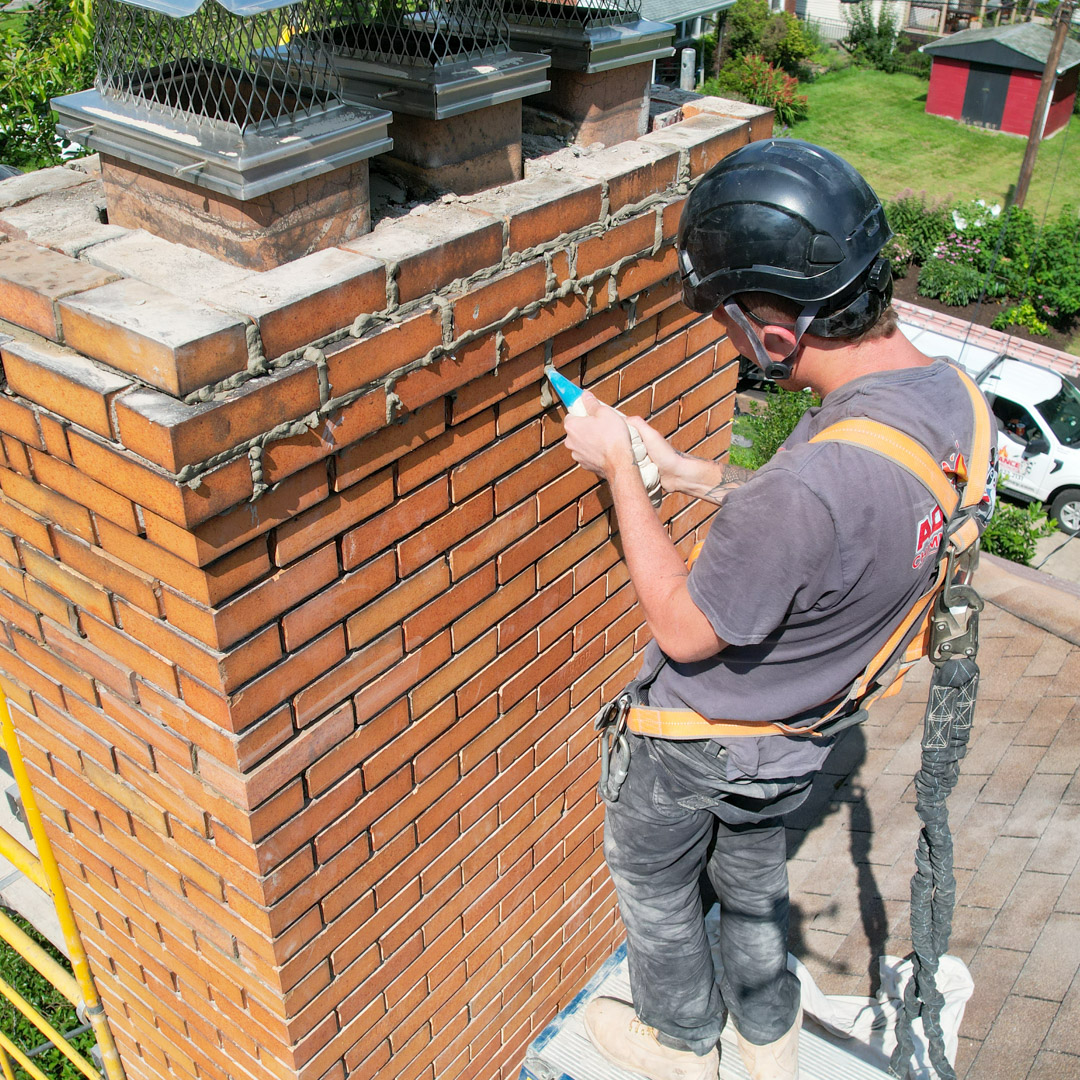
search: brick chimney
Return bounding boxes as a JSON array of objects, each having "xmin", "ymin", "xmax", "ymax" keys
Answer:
[{"xmin": 0, "ymin": 95, "xmax": 770, "ymax": 1080}]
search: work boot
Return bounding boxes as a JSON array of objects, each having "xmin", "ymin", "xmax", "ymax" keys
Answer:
[
  {"xmin": 583, "ymin": 997, "xmax": 719, "ymax": 1080},
  {"xmin": 735, "ymin": 1006, "xmax": 802, "ymax": 1080}
]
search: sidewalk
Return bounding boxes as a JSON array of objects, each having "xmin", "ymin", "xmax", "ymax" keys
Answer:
[{"xmin": 784, "ymin": 553, "xmax": 1080, "ymax": 1079}]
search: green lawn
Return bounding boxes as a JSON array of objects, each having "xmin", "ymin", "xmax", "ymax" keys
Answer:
[{"xmin": 788, "ymin": 67, "xmax": 1079, "ymax": 218}]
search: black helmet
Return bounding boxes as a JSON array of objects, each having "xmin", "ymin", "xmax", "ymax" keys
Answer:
[{"xmin": 678, "ymin": 140, "xmax": 893, "ymax": 373}]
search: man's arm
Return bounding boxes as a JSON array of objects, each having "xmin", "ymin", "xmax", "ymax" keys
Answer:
[
  {"xmin": 626, "ymin": 416, "xmax": 753, "ymax": 505},
  {"xmin": 564, "ymin": 393, "xmax": 727, "ymax": 663}
]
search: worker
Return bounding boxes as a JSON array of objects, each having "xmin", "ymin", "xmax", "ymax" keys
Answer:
[{"xmin": 562, "ymin": 140, "xmax": 995, "ymax": 1080}]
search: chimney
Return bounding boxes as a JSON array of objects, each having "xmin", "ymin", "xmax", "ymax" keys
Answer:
[
  {"xmin": 52, "ymin": 0, "xmax": 393, "ymax": 269},
  {"xmin": 301, "ymin": 0, "xmax": 551, "ymax": 194},
  {"xmin": 507, "ymin": 0, "xmax": 674, "ymax": 146}
]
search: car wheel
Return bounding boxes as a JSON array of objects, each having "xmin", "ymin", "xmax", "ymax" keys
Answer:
[{"xmin": 1050, "ymin": 488, "xmax": 1080, "ymax": 536}]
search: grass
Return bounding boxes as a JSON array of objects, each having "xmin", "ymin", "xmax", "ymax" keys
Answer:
[
  {"xmin": 788, "ymin": 67, "xmax": 1080, "ymax": 219},
  {"xmin": 0, "ymin": 913, "xmax": 97, "ymax": 1080}
]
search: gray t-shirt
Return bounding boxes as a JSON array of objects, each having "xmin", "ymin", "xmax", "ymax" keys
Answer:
[{"xmin": 644, "ymin": 359, "xmax": 993, "ymax": 781}]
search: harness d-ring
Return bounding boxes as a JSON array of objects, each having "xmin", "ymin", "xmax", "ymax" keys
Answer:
[{"xmin": 597, "ymin": 693, "xmax": 632, "ymax": 802}]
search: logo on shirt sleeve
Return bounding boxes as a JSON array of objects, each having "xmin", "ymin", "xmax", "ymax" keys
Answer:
[{"xmin": 913, "ymin": 506, "xmax": 944, "ymax": 569}]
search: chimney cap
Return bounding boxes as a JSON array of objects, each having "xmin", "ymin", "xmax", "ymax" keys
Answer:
[{"xmin": 117, "ymin": 0, "xmax": 301, "ymax": 20}]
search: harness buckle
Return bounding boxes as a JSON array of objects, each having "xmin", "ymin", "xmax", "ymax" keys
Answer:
[{"xmin": 929, "ymin": 546, "xmax": 983, "ymax": 666}]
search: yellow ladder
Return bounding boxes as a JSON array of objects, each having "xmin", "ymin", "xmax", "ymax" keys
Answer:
[{"xmin": 0, "ymin": 688, "xmax": 125, "ymax": 1080}]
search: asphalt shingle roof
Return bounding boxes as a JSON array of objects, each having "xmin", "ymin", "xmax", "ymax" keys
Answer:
[{"xmin": 921, "ymin": 21, "xmax": 1080, "ymax": 74}]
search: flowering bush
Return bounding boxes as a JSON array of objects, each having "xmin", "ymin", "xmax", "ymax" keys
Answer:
[
  {"xmin": 705, "ymin": 54, "xmax": 809, "ymax": 126},
  {"xmin": 882, "ymin": 233, "xmax": 914, "ymax": 277},
  {"xmin": 917, "ymin": 258, "xmax": 985, "ymax": 306},
  {"xmin": 991, "ymin": 299, "xmax": 1053, "ymax": 336}
]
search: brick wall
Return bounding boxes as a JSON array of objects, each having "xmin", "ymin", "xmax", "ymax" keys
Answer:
[{"xmin": 0, "ymin": 97, "xmax": 768, "ymax": 1080}]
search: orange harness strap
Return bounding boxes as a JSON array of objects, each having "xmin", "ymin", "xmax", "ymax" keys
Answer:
[{"xmin": 624, "ymin": 383, "xmax": 993, "ymax": 742}]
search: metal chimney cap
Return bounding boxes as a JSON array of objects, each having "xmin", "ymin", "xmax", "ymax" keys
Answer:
[{"xmin": 114, "ymin": 0, "xmax": 302, "ymax": 19}]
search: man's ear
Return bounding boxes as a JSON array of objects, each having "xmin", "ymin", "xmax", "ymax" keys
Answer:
[{"xmin": 761, "ymin": 324, "xmax": 798, "ymax": 359}]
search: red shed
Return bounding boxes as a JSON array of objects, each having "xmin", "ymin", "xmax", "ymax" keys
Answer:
[{"xmin": 921, "ymin": 22, "xmax": 1080, "ymax": 137}]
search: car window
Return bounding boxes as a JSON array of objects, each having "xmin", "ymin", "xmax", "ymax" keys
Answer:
[
  {"xmin": 990, "ymin": 396, "xmax": 1043, "ymax": 444},
  {"xmin": 1035, "ymin": 380, "xmax": 1080, "ymax": 448}
]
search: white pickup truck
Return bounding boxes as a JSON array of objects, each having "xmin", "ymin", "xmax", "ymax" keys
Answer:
[{"xmin": 900, "ymin": 322, "xmax": 1080, "ymax": 535}]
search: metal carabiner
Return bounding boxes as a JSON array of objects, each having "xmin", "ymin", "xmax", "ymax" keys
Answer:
[{"xmin": 596, "ymin": 693, "xmax": 633, "ymax": 802}]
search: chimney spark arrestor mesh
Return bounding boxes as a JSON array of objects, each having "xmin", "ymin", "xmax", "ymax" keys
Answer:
[{"xmin": 53, "ymin": 0, "xmax": 392, "ymax": 200}]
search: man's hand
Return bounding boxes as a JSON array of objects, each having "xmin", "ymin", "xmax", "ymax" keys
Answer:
[{"xmin": 563, "ymin": 391, "xmax": 636, "ymax": 482}]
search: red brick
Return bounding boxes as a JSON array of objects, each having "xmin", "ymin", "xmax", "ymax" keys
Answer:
[
  {"xmin": 657, "ymin": 301, "xmax": 697, "ymax": 343},
  {"xmin": 40, "ymin": 617, "xmax": 136, "ymax": 700},
  {"xmin": 651, "ymin": 347, "xmax": 715, "ymax": 412},
  {"xmin": 576, "ymin": 214, "xmax": 658, "ymax": 279},
  {"xmin": 2, "ymin": 338, "xmax": 131, "ymax": 438},
  {"xmin": 0, "ymin": 239, "xmax": 117, "ymax": 340},
  {"xmin": 641, "ymin": 114, "xmax": 750, "ymax": 179},
  {"xmin": 449, "ymin": 421, "xmax": 541, "ymax": 504},
  {"xmin": 397, "ymin": 490, "xmax": 493, "ymax": 578},
  {"xmin": 294, "ymin": 628, "xmax": 402, "ymax": 727},
  {"xmin": 144, "ymin": 462, "xmax": 330, "ymax": 568},
  {"xmin": 393, "ymin": 336, "xmax": 497, "ymax": 415},
  {"xmin": 0, "ymin": 464, "xmax": 93, "ymax": 542},
  {"xmin": 58, "ymin": 278, "xmax": 250, "ymax": 397},
  {"xmin": 451, "ymin": 566, "xmax": 533, "ymax": 651},
  {"xmin": 452, "ymin": 264, "xmax": 548, "ymax": 340},
  {"xmin": 273, "ymin": 467, "xmax": 393, "ymax": 567},
  {"xmin": 11, "ymin": 628, "xmax": 98, "ymax": 705},
  {"xmin": 95, "ymin": 517, "xmax": 270, "ymax": 608},
  {"xmin": 345, "ymin": 204, "xmax": 503, "ymax": 304},
  {"xmin": 341, "ymin": 479, "xmax": 448, "ymax": 571},
  {"xmin": 346, "ymin": 561, "xmax": 448, "ymax": 650},
  {"xmin": 78, "ymin": 612, "xmax": 178, "ymax": 694},
  {"xmin": 0, "ymin": 396, "xmax": 43, "ymax": 449},
  {"xmin": 1, "ymin": 436, "xmax": 29, "ymax": 476},
  {"xmin": 409, "ymin": 629, "xmax": 497, "ymax": 718},
  {"xmin": 114, "ymin": 363, "xmax": 322, "ymax": 473},
  {"xmin": 29, "ymin": 449, "xmax": 139, "ymax": 533},
  {"xmin": 0, "ymin": 583, "xmax": 41, "ymax": 637},
  {"xmin": 616, "ymin": 245, "xmax": 680, "ymax": 302},
  {"xmin": 503, "ymin": 291, "xmax": 589, "ymax": 361},
  {"xmin": 396, "ymin": 409, "xmax": 494, "ymax": 497},
  {"xmin": 226, "ymin": 249, "xmax": 386, "ymax": 360},
  {"xmin": 68, "ymin": 430, "xmax": 254, "ymax": 530},
  {"xmin": 403, "ymin": 564, "xmax": 495, "ymax": 650},
  {"xmin": 19, "ymin": 541, "xmax": 114, "ymax": 623},
  {"xmin": 353, "ymin": 631, "xmax": 452, "ymax": 725},
  {"xmin": 493, "ymin": 445, "xmax": 571, "ymax": 516},
  {"xmin": 582, "ymin": 316, "xmax": 658, "ymax": 386},
  {"xmin": 282, "ymin": 549, "xmax": 396, "ymax": 651},
  {"xmin": 334, "ymin": 400, "xmax": 445, "ymax": 492},
  {"xmin": 450, "ymin": 345, "xmax": 544, "ymax": 426},
  {"xmin": 498, "ymin": 504, "xmax": 576, "ymax": 584},
  {"xmin": 449, "ymin": 498, "xmax": 536, "ymax": 582},
  {"xmin": 325, "ymin": 307, "xmax": 444, "ymax": 397}
]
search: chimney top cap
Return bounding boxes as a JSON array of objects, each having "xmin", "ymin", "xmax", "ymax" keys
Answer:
[{"xmin": 115, "ymin": 0, "xmax": 300, "ymax": 20}]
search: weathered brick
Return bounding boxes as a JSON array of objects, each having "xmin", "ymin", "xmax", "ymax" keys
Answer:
[
  {"xmin": 403, "ymin": 564, "xmax": 495, "ymax": 651},
  {"xmin": 393, "ymin": 336, "xmax": 497, "ymax": 415},
  {"xmin": 114, "ymin": 363, "xmax": 322, "ymax": 473},
  {"xmin": 0, "ymin": 395, "xmax": 43, "ymax": 449},
  {"xmin": 396, "ymin": 409, "xmax": 494, "ymax": 498},
  {"xmin": 469, "ymin": 174, "xmax": 603, "ymax": 254},
  {"xmin": 449, "ymin": 497, "xmax": 536, "ymax": 582},
  {"xmin": 503, "ymin": 291, "xmax": 590, "ymax": 361},
  {"xmin": 0, "ymin": 239, "xmax": 117, "ymax": 339},
  {"xmin": 0, "ymin": 463, "xmax": 94, "ymax": 542},
  {"xmin": 341, "ymin": 479, "xmax": 449, "ymax": 571},
  {"xmin": 346, "ymin": 561, "xmax": 449, "ymax": 650},
  {"xmin": 58, "ymin": 278, "xmax": 250, "ymax": 397},
  {"xmin": 640, "ymin": 114, "xmax": 750, "ymax": 179},
  {"xmin": 452, "ymin": 264, "xmax": 548, "ymax": 340},
  {"xmin": 29, "ymin": 449, "xmax": 139, "ymax": 533},
  {"xmin": 325, "ymin": 307, "xmax": 443, "ymax": 398},
  {"xmin": 2, "ymin": 337, "xmax": 131, "ymax": 438},
  {"xmin": 20, "ymin": 541, "xmax": 114, "ymax": 624},
  {"xmin": 345, "ymin": 203, "xmax": 503, "ymax": 304},
  {"xmin": 334, "ymin": 401, "xmax": 445, "ymax": 492},
  {"xmin": 224, "ymin": 249, "xmax": 386, "ymax": 360}
]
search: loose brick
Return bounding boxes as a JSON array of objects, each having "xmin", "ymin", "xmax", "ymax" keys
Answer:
[
  {"xmin": 346, "ymin": 561, "xmax": 448, "ymax": 650},
  {"xmin": 224, "ymin": 249, "xmax": 386, "ymax": 360},
  {"xmin": 0, "ymin": 239, "xmax": 117, "ymax": 340},
  {"xmin": 58, "ymin": 278, "xmax": 250, "ymax": 397},
  {"xmin": 0, "ymin": 464, "xmax": 94, "ymax": 542},
  {"xmin": 273, "ymin": 468, "xmax": 393, "ymax": 568},
  {"xmin": 114, "ymin": 363, "xmax": 321, "ymax": 473},
  {"xmin": 2, "ymin": 337, "xmax": 131, "ymax": 438},
  {"xmin": 325, "ymin": 307, "xmax": 443, "ymax": 398}
]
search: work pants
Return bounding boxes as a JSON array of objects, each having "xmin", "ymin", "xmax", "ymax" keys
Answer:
[{"xmin": 603, "ymin": 732, "xmax": 807, "ymax": 1056}]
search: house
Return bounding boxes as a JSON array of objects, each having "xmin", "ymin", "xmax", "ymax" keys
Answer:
[{"xmin": 921, "ymin": 22, "xmax": 1080, "ymax": 135}]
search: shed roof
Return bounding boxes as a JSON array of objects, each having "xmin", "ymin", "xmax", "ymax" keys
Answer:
[{"xmin": 921, "ymin": 21, "xmax": 1080, "ymax": 74}]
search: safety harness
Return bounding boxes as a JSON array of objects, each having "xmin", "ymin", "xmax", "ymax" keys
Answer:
[{"xmin": 596, "ymin": 368, "xmax": 994, "ymax": 1080}]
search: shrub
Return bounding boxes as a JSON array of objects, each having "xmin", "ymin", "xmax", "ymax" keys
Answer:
[
  {"xmin": 980, "ymin": 496, "xmax": 1057, "ymax": 565},
  {"xmin": 734, "ymin": 385, "xmax": 819, "ymax": 470},
  {"xmin": 726, "ymin": 0, "xmax": 772, "ymax": 61},
  {"xmin": 991, "ymin": 300, "xmax": 1052, "ymax": 336},
  {"xmin": 844, "ymin": 0, "xmax": 899, "ymax": 70},
  {"xmin": 885, "ymin": 190, "xmax": 954, "ymax": 264},
  {"xmin": 882, "ymin": 233, "xmax": 914, "ymax": 278},
  {"xmin": 916, "ymin": 257, "xmax": 986, "ymax": 306},
  {"xmin": 706, "ymin": 54, "xmax": 809, "ymax": 126},
  {"xmin": 0, "ymin": 0, "xmax": 93, "ymax": 169},
  {"xmin": 760, "ymin": 11, "xmax": 814, "ymax": 75}
]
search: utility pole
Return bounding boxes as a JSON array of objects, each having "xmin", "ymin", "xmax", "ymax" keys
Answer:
[{"xmin": 1011, "ymin": 0, "xmax": 1076, "ymax": 208}]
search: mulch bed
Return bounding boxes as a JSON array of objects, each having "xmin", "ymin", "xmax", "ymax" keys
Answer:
[{"xmin": 891, "ymin": 267, "xmax": 1079, "ymax": 356}]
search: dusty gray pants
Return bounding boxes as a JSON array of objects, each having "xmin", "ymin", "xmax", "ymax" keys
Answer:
[{"xmin": 603, "ymin": 732, "xmax": 809, "ymax": 1056}]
